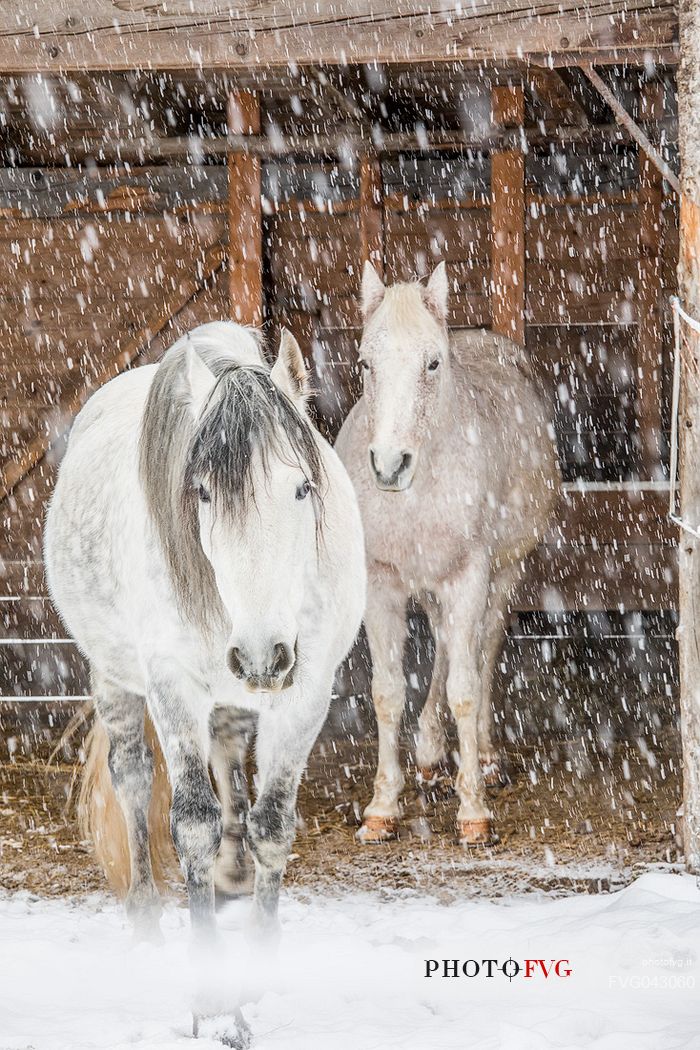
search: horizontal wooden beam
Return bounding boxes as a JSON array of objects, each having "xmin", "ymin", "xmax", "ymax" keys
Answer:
[
  {"xmin": 8, "ymin": 121, "xmax": 672, "ymax": 167},
  {"xmin": 0, "ymin": 2, "xmax": 677, "ymax": 73},
  {"xmin": 0, "ymin": 167, "xmax": 228, "ymax": 218},
  {"xmin": 0, "ymin": 166, "xmax": 646, "ymax": 220}
]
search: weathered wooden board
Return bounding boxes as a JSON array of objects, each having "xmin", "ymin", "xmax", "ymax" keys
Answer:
[
  {"xmin": 0, "ymin": 2, "xmax": 678, "ymax": 73},
  {"xmin": 0, "ymin": 212, "xmax": 226, "ymax": 493},
  {"xmin": 0, "ymin": 166, "xmax": 228, "ymax": 217}
]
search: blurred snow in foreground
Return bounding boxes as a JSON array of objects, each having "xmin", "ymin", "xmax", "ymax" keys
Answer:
[{"xmin": 0, "ymin": 872, "xmax": 698, "ymax": 1049}]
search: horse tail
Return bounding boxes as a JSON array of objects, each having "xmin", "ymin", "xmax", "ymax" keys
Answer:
[{"xmin": 78, "ymin": 709, "xmax": 178, "ymax": 898}]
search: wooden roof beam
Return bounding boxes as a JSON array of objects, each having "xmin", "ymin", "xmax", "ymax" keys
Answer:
[
  {"xmin": 0, "ymin": 3, "xmax": 678, "ymax": 74},
  {"xmin": 19, "ymin": 121, "xmax": 669, "ymax": 166}
]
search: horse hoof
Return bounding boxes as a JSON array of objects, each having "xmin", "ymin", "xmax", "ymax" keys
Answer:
[
  {"xmin": 457, "ymin": 818, "xmax": 498, "ymax": 847},
  {"xmin": 356, "ymin": 816, "xmax": 398, "ymax": 844},
  {"xmin": 193, "ymin": 1009, "xmax": 252, "ymax": 1049}
]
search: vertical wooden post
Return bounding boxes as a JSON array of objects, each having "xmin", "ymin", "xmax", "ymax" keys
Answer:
[
  {"xmin": 637, "ymin": 82, "xmax": 665, "ymax": 477},
  {"xmin": 677, "ymin": 0, "xmax": 700, "ymax": 873},
  {"xmin": 491, "ymin": 85, "xmax": 526, "ymax": 346},
  {"xmin": 359, "ymin": 155, "xmax": 384, "ymax": 277},
  {"xmin": 227, "ymin": 91, "xmax": 262, "ymax": 326}
]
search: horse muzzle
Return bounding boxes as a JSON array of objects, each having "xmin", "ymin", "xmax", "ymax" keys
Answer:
[
  {"xmin": 226, "ymin": 638, "xmax": 297, "ymax": 692},
  {"xmin": 369, "ymin": 446, "xmax": 416, "ymax": 491}
]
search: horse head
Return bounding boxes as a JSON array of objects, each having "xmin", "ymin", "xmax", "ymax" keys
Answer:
[
  {"xmin": 142, "ymin": 326, "xmax": 323, "ymax": 693},
  {"xmin": 358, "ymin": 262, "xmax": 450, "ymax": 491}
]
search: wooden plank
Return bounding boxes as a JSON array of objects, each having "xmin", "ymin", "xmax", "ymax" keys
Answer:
[
  {"xmin": 513, "ymin": 542, "xmax": 677, "ymax": 612},
  {"xmin": 0, "ymin": 595, "xmax": 65, "ymax": 639},
  {"xmin": 637, "ymin": 82, "xmax": 666, "ymax": 478},
  {"xmin": 526, "ymin": 206, "xmax": 641, "ymax": 262},
  {"xmin": 0, "ymin": 241, "xmax": 227, "ymax": 501},
  {"xmin": 0, "ymin": 639, "xmax": 88, "ymax": 698},
  {"xmin": 0, "ymin": 166, "xmax": 227, "ymax": 218},
  {"xmin": 491, "ymin": 85, "xmax": 525, "ymax": 345},
  {"xmin": 227, "ymin": 91, "xmax": 262, "ymax": 326},
  {"xmin": 0, "ymin": 2, "xmax": 677, "ymax": 72},
  {"xmin": 547, "ymin": 489, "xmax": 676, "ymax": 546},
  {"xmin": 359, "ymin": 156, "xmax": 384, "ymax": 277}
]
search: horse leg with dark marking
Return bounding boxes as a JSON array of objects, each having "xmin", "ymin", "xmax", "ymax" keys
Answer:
[
  {"xmin": 415, "ymin": 603, "xmax": 449, "ymax": 786},
  {"xmin": 147, "ymin": 674, "xmax": 221, "ymax": 937},
  {"xmin": 209, "ymin": 706, "xmax": 256, "ymax": 899},
  {"xmin": 95, "ymin": 677, "xmax": 161, "ymax": 936},
  {"xmin": 478, "ymin": 563, "xmax": 521, "ymax": 787},
  {"xmin": 247, "ymin": 703, "xmax": 327, "ymax": 938},
  {"xmin": 147, "ymin": 675, "xmax": 250, "ymax": 1049}
]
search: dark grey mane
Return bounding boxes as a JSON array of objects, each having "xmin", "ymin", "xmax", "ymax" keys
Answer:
[
  {"xmin": 184, "ymin": 366, "xmax": 324, "ymax": 522},
  {"xmin": 139, "ymin": 335, "xmax": 324, "ymax": 632}
]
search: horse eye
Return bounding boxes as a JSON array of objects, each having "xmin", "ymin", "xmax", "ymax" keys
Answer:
[
  {"xmin": 428, "ymin": 358, "xmax": 440, "ymax": 372},
  {"xmin": 198, "ymin": 484, "xmax": 211, "ymax": 504},
  {"xmin": 296, "ymin": 479, "xmax": 311, "ymax": 501}
]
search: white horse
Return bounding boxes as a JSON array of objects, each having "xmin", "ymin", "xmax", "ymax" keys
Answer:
[
  {"xmin": 45, "ymin": 322, "xmax": 365, "ymax": 1047},
  {"xmin": 336, "ymin": 263, "xmax": 560, "ymax": 847}
]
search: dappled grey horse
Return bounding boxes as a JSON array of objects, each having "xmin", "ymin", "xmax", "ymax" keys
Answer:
[
  {"xmin": 45, "ymin": 322, "xmax": 366, "ymax": 1047},
  {"xmin": 336, "ymin": 263, "xmax": 560, "ymax": 846}
]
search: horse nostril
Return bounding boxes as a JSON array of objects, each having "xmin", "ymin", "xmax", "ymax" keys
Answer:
[
  {"xmin": 399, "ymin": 452, "xmax": 413, "ymax": 474},
  {"xmin": 270, "ymin": 641, "xmax": 293, "ymax": 677},
  {"xmin": 227, "ymin": 646, "xmax": 245, "ymax": 679},
  {"xmin": 369, "ymin": 448, "xmax": 379, "ymax": 477}
]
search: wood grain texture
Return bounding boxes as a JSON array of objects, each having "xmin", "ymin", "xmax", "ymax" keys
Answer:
[
  {"xmin": 491, "ymin": 86, "xmax": 525, "ymax": 344},
  {"xmin": 0, "ymin": 1, "xmax": 678, "ymax": 72},
  {"xmin": 0, "ymin": 213, "xmax": 227, "ymax": 500},
  {"xmin": 359, "ymin": 156, "xmax": 384, "ymax": 276},
  {"xmin": 227, "ymin": 91, "xmax": 262, "ymax": 326}
]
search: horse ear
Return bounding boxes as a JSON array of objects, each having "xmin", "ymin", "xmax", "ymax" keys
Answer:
[
  {"xmin": 424, "ymin": 262, "xmax": 449, "ymax": 325},
  {"xmin": 271, "ymin": 329, "xmax": 310, "ymax": 407},
  {"xmin": 361, "ymin": 260, "xmax": 385, "ymax": 321},
  {"xmin": 183, "ymin": 344, "xmax": 217, "ymax": 420}
]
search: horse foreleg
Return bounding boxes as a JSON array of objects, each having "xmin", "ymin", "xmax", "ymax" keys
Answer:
[
  {"xmin": 209, "ymin": 706, "xmax": 257, "ymax": 900},
  {"xmin": 247, "ymin": 700, "xmax": 327, "ymax": 938},
  {"xmin": 358, "ymin": 581, "xmax": 408, "ymax": 843},
  {"xmin": 478, "ymin": 604, "xmax": 507, "ymax": 787},
  {"xmin": 148, "ymin": 675, "xmax": 250, "ymax": 1048},
  {"xmin": 147, "ymin": 673, "xmax": 222, "ymax": 939},
  {"xmin": 440, "ymin": 559, "xmax": 496, "ymax": 847},
  {"xmin": 95, "ymin": 678, "xmax": 161, "ymax": 936}
]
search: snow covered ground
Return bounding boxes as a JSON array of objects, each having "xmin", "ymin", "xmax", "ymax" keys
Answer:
[{"xmin": 1, "ymin": 872, "xmax": 699, "ymax": 1050}]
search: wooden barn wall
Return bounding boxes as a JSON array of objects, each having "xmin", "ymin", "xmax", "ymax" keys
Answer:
[
  {"xmin": 0, "ymin": 146, "xmax": 681, "ymax": 701},
  {"xmin": 263, "ymin": 148, "xmax": 679, "ymax": 617}
]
